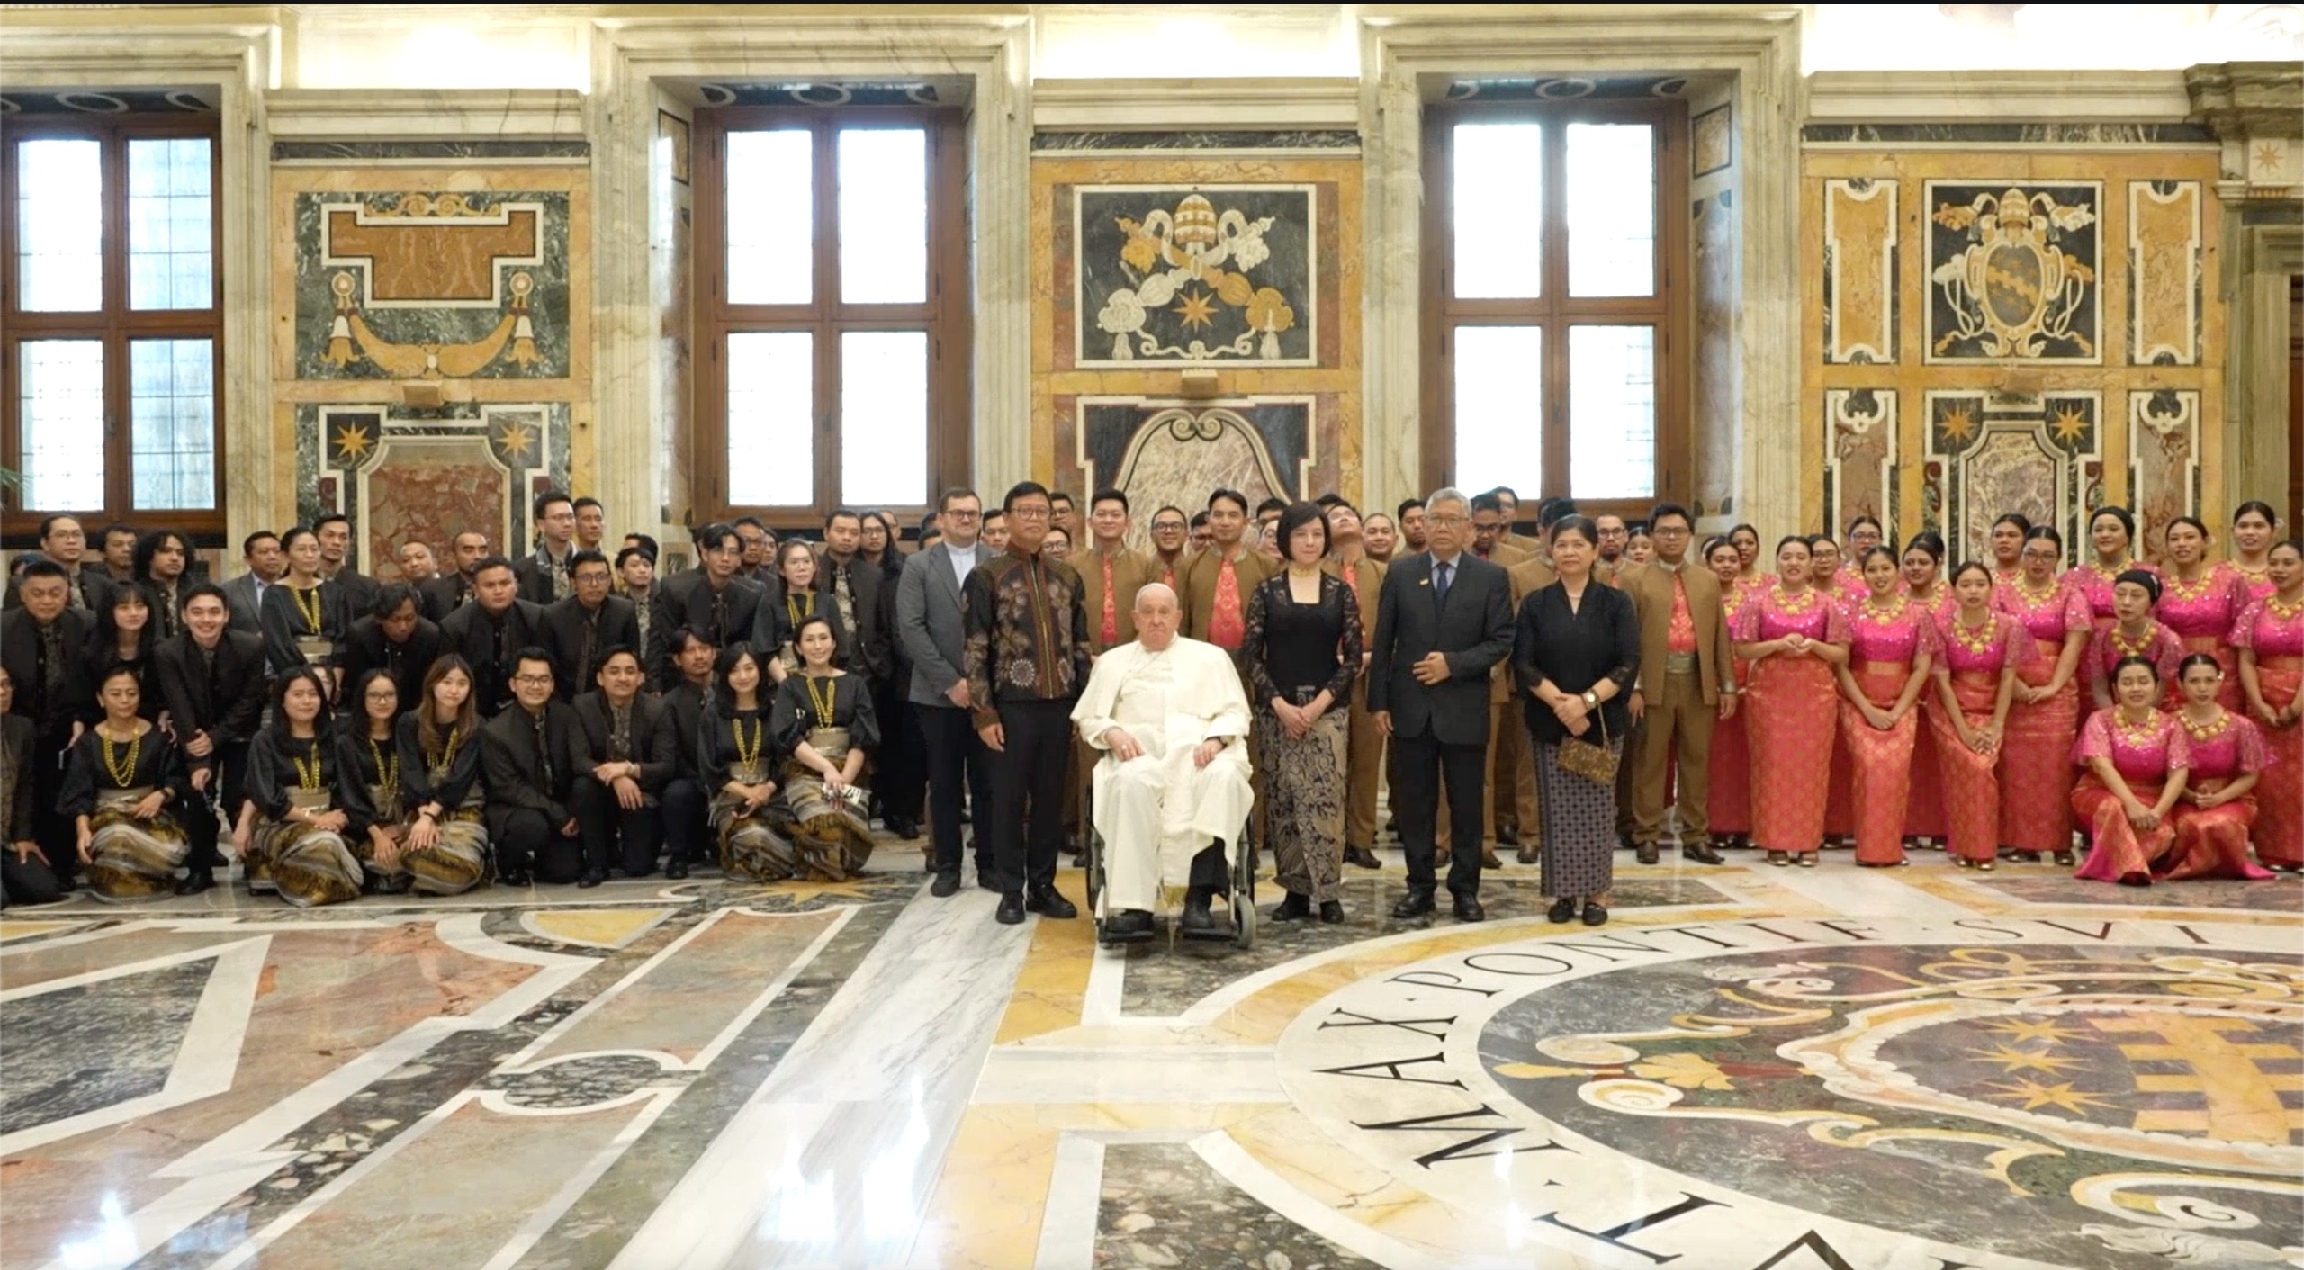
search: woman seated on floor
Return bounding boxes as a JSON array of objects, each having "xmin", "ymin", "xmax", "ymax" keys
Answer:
[
  {"xmin": 701, "ymin": 644, "xmax": 794, "ymax": 881},
  {"xmin": 339, "ymin": 669, "xmax": 410, "ymax": 893},
  {"xmin": 395, "ymin": 655, "xmax": 490, "ymax": 895},
  {"xmin": 770, "ymin": 614, "xmax": 877, "ymax": 880},
  {"xmin": 61, "ymin": 664, "xmax": 189, "ymax": 901},
  {"xmin": 2162, "ymin": 653, "xmax": 2274, "ymax": 881},
  {"xmin": 2071, "ymin": 656, "xmax": 2190, "ymax": 887},
  {"xmin": 235, "ymin": 667, "xmax": 364, "ymax": 907}
]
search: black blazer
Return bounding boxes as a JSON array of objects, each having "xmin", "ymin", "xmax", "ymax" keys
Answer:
[
  {"xmin": 438, "ymin": 599, "xmax": 545, "ymax": 718},
  {"xmin": 815, "ymin": 554, "xmax": 888, "ymax": 681},
  {"xmin": 329, "ymin": 569, "xmax": 382, "ymax": 621},
  {"xmin": 154, "ymin": 631, "xmax": 269, "ymax": 773},
  {"xmin": 480, "ymin": 701, "xmax": 579, "ymax": 830},
  {"xmin": 570, "ymin": 691, "xmax": 676, "ymax": 794},
  {"xmin": 2, "ymin": 713, "xmax": 34, "ymax": 842},
  {"xmin": 1513, "ymin": 581, "xmax": 1641, "ymax": 746},
  {"xmin": 540, "ymin": 595, "xmax": 641, "ymax": 702},
  {"xmin": 4, "ymin": 566, "xmax": 111, "ymax": 614},
  {"xmin": 750, "ymin": 581, "xmax": 852, "ymax": 673},
  {"xmin": 1366, "ymin": 553, "xmax": 1514, "ymax": 748},
  {"xmin": 335, "ymin": 615, "xmax": 443, "ymax": 710},
  {"xmin": 661, "ymin": 680, "xmax": 713, "ymax": 781},
  {"xmin": 646, "ymin": 572, "xmax": 764, "ymax": 689},
  {"xmin": 1, "ymin": 608, "xmax": 95, "ymax": 735},
  {"xmin": 515, "ymin": 550, "xmax": 574, "ymax": 607},
  {"xmin": 419, "ymin": 573, "xmax": 473, "ymax": 624}
]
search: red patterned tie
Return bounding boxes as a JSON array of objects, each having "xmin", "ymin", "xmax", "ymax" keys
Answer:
[
  {"xmin": 1101, "ymin": 554, "xmax": 1119, "ymax": 648},
  {"xmin": 1208, "ymin": 557, "xmax": 1245, "ymax": 650}
]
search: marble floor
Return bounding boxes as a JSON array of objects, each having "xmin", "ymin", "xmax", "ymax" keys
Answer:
[{"xmin": 2, "ymin": 838, "xmax": 2298, "ymax": 1270}]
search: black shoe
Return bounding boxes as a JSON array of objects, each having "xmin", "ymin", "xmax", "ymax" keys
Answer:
[
  {"xmin": 1391, "ymin": 888, "xmax": 1435, "ymax": 919},
  {"xmin": 996, "ymin": 892, "xmax": 1026, "ymax": 924},
  {"xmin": 577, "ymin": 870, "xmax": 607, "ymax": 889},
  {"xmin": 978, "ymin": 873, "xmax": 1000, "ymax": 893},
  {"xmin": 1273, "ymin": 892, "xmax": 1311, "ymax": 922},
  {"xmin": 1497, "ymin": 829, "xmax": 1520, "ymax": 848},
  {"xmin": 1180, "ymin": 887, "xmax": 1228, "ymax": 935},
  {"xmin": 1318, "ymin": 900, "xmax": 1345, "ymax": 924},
  {"xmin": 1635, "ymin": 843, "xmax": 1660, "ymax": 865},
  {"xmin": 1582, "ymin": 901, "xmax": 1608, "ymax": 926},
  {"xmin": 1683, "ymin": 843, "xmax": 1723, "ymax": 865},
  {"xmin": 1547, "ymin": 897, "xmax": 1577, "ymax": 924},
  {"xmin": 500, "ymin": 867, "xmax": 532, "ymax": 888},
  {"xmin": 1025, "ymin": 885, "xmax": 1078, "ymax": 919},
  {"xmin": 1344, "ymin": 846, "xmax": 1382, "ymax": 870},
  {"xmin": 885, "ymin": 817, "xmax": 920, "ymax": 840},
  {"xmin": 1451, "ymin": 892, "xmax": 1486, "ymax": 923},
  {"xmin": 930, "ymin": 871, "xmax": 961, "ymax": 898},
  {"xmin": 173, "ymin": 871, "xmax": 215, "ymax": 896},
  {"xmin": 1103, "ymin": 909, "xmax": 1156, "ymax": 943},
  {"xmin": 666, "ymin": 859, "xmax": 690, "ymax": 881}
]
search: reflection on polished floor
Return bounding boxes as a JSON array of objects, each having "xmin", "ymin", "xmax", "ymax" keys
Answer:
[{"xmin": 2, "ymin": 839, "xmax": 2298, "ymax": 1270}]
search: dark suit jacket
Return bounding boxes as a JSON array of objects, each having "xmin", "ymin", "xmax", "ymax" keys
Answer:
[
  {"xmin": 540, "ymin": 595, "xmax": 641, "ymax": 701},
  {"xmin": 814, "ymin": 552, "xmax": 888, "ymax": 681},
  {"xmin": 895, "ymin": 541, "xmax": 980, "ymax": 707},
  {"xmin": 438, "ymin": 599, "xmax": 545, "ymax": 717},
  {"xmin": 661, "ymin": 680, "xmax": 713, "ymax": 780},
  {"xmin": 1, "ymin": 608, "xmax": 95, "ymax": 735},
  {"xmin": 223, "ymin": 573, "xmax": 269, "ymax": 635},
  {"xmin": 3, "ymin": 565, "xmax": 110, "ymax": 615},
  {"xmin": 515, "ymin": 549, "xmax": 575, "ymax": 607},
  {"xmin": 2, "ymin": 712, "xmax": 34, "ymax": 842},
  {"xmin": 327, "ymin": 569, "xmax": 381, "ymax": 620},
  {"xmin": 419, "ymin": 573, "xmax": 473, "ymax": 624},
  {"xmin": 646, "ymin": 572, "xmax": 763, "ymax": 689},
  {"xmin": 335, "ymin": 615, "xmax": 443, "ymax": 709},
  {"xmin": 480, "ymin": 700, "xmax": 579, "ymax": 830},
  {"xmin": 570, "ymin": 691, "xmax": 676, "ymax": 794},
  {"xmin": 1366, "ymin": 552, "xmax": 1514, "ymax": 747},
  {"xmin": 154, "ymin": 629, "xmax": 269, "ymax": 775}
]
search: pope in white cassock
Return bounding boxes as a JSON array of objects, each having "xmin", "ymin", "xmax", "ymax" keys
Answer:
[{"xmin": 1070, "ymin": 583, "xmax": 1256, "ymax": 940}]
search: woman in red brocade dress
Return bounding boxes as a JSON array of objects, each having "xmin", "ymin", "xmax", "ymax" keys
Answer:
[
  {"xmin": 2155, "ymin": 516, "xmax": 2247, "ymax": 710},
  {"xmin": 1926, "ymin": 563, "xmax": 2032, "ymax": 870},
  {"xmin": 2232, "ymin": 539, "xmax": 2304, "ymax": 872},
  {"xmin": 1986, "ymin": 512, "xmax": 2031, "ymax": 589},
  {"xmin": 2072, "ymin": 658, "xmax": 2191, "ymax": 886},
  {"xmin": 1733, "ymin": 536, "xmax": 1851, "ymax": 868},
  {"xmin": 1832, "ymin": 548, "xmax": 1931, "ymax": 867},
  {"xmin": 1810, "ymin": 534, "xmax": 1857, "ymax": 848},
  {"xmin": 1704, "ymin": 538, "xmax": 1753, "ymax": 849},
  {"xmin": 2070, "ymin": 506, "xmax": 2157, "ymax": 632},
  {"xmin": 2228, "ymin": 501, "xmax": 2280, "ymax": 603},
  {"xmin": 2164, "ymin": 655, "xmax": 2274, "ymax": 881},
  {"xmin": 1993, "ymin": 527, "xmax": 2091, "ymax": 865},
  {"xmin": 1728, "ymin": 524, "xmax": 1764, "ymax": 597},
  {"xmin": 1900, "ymin": 532, "xmax": 1955, "ymax": 850},
  {"xmin": 2087, "ymin": 571, "xmax": 2185, "ymax": 709}
]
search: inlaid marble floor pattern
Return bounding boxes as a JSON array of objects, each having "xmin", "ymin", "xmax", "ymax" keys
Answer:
[{"xmin": 2, "ymin": 841, "xmax": 2297, "ymax": 1270}]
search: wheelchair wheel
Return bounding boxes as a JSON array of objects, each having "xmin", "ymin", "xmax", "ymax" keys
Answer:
[
  {"xmin": 1230, "ymin": 821, "xmax": 1257, "ymax": 950},
  {"xmin": 1085, "ymin": 828, "xmax": 1106, "ymax": 931}
]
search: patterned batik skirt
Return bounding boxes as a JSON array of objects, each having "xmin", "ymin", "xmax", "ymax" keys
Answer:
[
  {"xmin": 389, "ymin": 796, "xmax": 490, "ymax": 895},
  {"xmin": 712, "ymin": 763, "xmax": 798, "ymax": 882},
  {"xmin": 253, "ymin": 788, "xmax": 363, "ymax": 907},
  {"xmin": 778, "ymin": 728, "xmax": 873, "ymax": 881},
  {"xmin": 1257, "ymin": 694, "xmax": 1346, "ymax": 903},
  {"xmin": 85, "ymin": 787, "xmax": 188, "ymax": 901},
  {"xmin": 1535, "ymin": 735, "xmax": 1625, "ymax": 899}
]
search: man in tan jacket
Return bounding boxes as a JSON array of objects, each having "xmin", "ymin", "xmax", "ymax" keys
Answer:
[
  {"xmin": 1178, "ymin": 489, "xmax": 1277, "ymax": 652},
  {"xmin": 1469, "ymin": 492, "xmax": 1533, "ymax": 865},
  {"xmin": 1619, "ymin": 502, "xmax": 1735, "ymax": 865}
]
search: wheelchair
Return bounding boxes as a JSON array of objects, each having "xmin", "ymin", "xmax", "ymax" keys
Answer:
[{"xmin": 1082, "ymin": 791, "xmax": 1259, "ymax": 951}]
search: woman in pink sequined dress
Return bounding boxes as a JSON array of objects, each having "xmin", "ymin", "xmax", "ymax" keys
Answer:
[
  {"xmin": 2068, "ymin": 506, "xmax": 2157, "ymax": 632},
  {"xmin": 1831, "ymin": 547, "xmax": 1931, "ymax": 867},
  {"xmin": 1733, "ymin": 536, "xmax": 1851, "ymax": 868},
  {"xmin": 2232, "ymin": 538, "xmax": 2304, "ymax": 872},
  {"xmin": 2154, "ymin": 516, "xmax": 2246, "ymax": 710},
  {"xmin": 2071, "ymin": 658, "xmax": 2190, "ymax": 886},
  {"xmin": 2162, "ymin": 655, "xmax": 2274, "ymax": 881},
  {"xmin": 2086, "ymin": 571, "xmax": 2183, "ymax": 709},
  {"xmin": 1992, "ymin": 526, "xmax": 2091, "ymax": 864},
  {"xmin": 1925, "ymin": 563, "xmax": 2032, "ymax": 870}
]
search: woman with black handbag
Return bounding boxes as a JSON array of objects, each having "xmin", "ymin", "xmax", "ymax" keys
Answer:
[{"xmin": 1513, "ymin": 516, "xmax": 1641, "ymax": 927}]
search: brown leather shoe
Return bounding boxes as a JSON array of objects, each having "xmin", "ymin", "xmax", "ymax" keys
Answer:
[
  {"xmin": 1481, "ymin": 849, "xmax": 1503, "ymax": 869},
  {"xmin": 1344, "ymin": 846, "xmax": 1382, "ymax": 870}
]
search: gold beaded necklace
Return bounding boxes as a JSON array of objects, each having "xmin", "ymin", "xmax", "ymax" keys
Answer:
[
  {"xmin": 2161, "ymin": 566, "xmax": 2217, "ymax": 604},
  {"xmin": 293, "ymin": 584, "xmax": 323, "ymax": 633},
  {"xmin": 2178, "ymin": 708, "xmax": 2230, "ymax": 741},
  {"xmin": 429, "ymin": 725, "xmax": 461, "ymax": 776},
  {"xmin": 100, "ymin": 726, "xmax": 140, "ymax": 787},
  {"xmin": 369, "ymin": 736, "xmax": 399, "ymax": 801},
  {"xmin": 1772, "ymin": 586, "xmax": 1818, "ymax": 615},
  {"xmin": 731, "ymin": 715, "xmax": 763, "ymax": 769},
  {"xmin": 2016, "ymin": 575, "xmax": 2061, "ymax": 607},
  {"xmin": 2109, "ymin": 623, "xmax": 2157, "ymax": 660},
  {"xmin": 2112, "ymin": 708, "xmax": 2161, "ymax": 747},
  {"xmin": 1857, "ymin": 593, "xmax": 1907, "ymax": 624},
  {"xmin": 803, "ymin": 672, "xmax": 839, "ymax": 727},
  {"xmin": 1949, "ymin": 611, "xmax": 1998, "ymax": 655},
  {"xmin": 290, "ymin": 738, "xmax": 323, "ymax": 790},
  {"xmin": 2266, "ymin": 592, "xmax": 2304, "ymax": 621}
]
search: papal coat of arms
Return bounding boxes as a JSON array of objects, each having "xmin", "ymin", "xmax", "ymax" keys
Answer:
[
  {"xmin": 1074, "ymin": 186, "xmax": 1313, "ymax": 366},
  {"xmin": 1927, "ymin": 184, "xmax": 2100, "ymax": 363}
]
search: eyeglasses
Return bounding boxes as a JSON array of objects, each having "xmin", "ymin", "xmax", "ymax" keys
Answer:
[
  {"xmin": 944, "ymin": 510, "xmax": 981, "ymax": 520},
  {"xmin": 1428, "ymin": 514, "xmax": 1469, "ymax": 528},
  {"xmin": 513, "ymin": 673, "xmax": 554, "ymax": 686},
  {"xmin": 1010, "ymin": 507, "xmax": 1050, "ymax": 521}
]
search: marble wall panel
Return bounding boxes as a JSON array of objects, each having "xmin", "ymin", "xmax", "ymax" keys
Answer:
[
  {"xmin": 300, "ymin": 402, "xmax": 570, "ymax": 575},
  {"xmin": 1924, "ymin": 181, "xmax": 2103, "ymax": 365},
  {"xmin": 1691, "ymin": 190, "xmax": 1739, "ymax": 519},
  {"xmin": 1823, "ymin": 179, "xmax": 1897, "ymax": 364},
  {"xmin": 359, "ymin": 436, "xmax": 511, "ymax": 578},
  {"xmin": 2128, "ymin": 180, "xmax": 2202, "ymax": 366},
  {"xmin": 1032, "ymin": 154, "xmax": 1359, "ymax": 505},
  {"xmin": 1823, "ymin": 388, "xmax": 1896, "ymax": 537},
  {"xmin": 2129, "ymin": 388, "xmax": 2202, "ymax": 560},
  {"xmin": 1066, "ymin": 398, "xmax": 1316, "ymax": 548},
  {"xmin": 1922, "ymin": 390, "xmax": 2102, "ymax": 563}
]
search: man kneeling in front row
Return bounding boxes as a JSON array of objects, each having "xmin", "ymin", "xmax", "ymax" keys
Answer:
[{"xmin": 1071, "ymin": 583, "xmax": 1255, "ymax": 940}]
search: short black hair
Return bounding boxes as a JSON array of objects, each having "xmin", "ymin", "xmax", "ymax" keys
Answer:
[
  {"xmin": 733, "ymin": 516, "xmax": 770, "ymax": 537},
  {"xmin": 16, "ymin": 558, "xmax": 67, "ymax": 583},
  {"xmin": 471, "ymin": 554, "xmax": 519, "ymax": 581},
  {"xmin": 569, "ymin": 548, "xmax": 610, "ymax": 576},
  {"xmin": 825, "ymin": 507, "xmax": 863, "ymax": 530},
  {"xmin": 314, "ymin": 511, "xmax": 351, "ymax": 533},
  {"xmin": 1208, "ymin": 489, "xmax": 1248, "ymax": 515},
  {"xmin": 1468, "ymin": 492, "xmax": 1503, "ymax": 515},
  {"xmin": 509, "ymin": 646, "xmax": 555, "ymax": 681},
  {"xmin": 695, "ymin": 522, "xmax": 740, "ymax": 554},
  {"xmin": 1648, "ymin": 502, "xmax": 1692, "ymax": 531},
  {"xmin": 1396, "ymin": 498, "xmax": 1425, "ymax": 518},
  {"xmin": 668, "ymin": 625, "xmax": 718, "ymax": 659},
  {"xmin": 101, "ymin": 521, "xmax": 138, "ymax": 545},
  {"xmin": 179, "ymin": 581, "xmax": 228, "ymax": 614},
  {"xmin": 242, "ymin": 530, "xmax": 279, "ymax": 557},
  {"xmin": 624, "ymin": 532, "xmax": 660, "ymax": 559},
  {"xmin": 1004, "ymin": 481, "xmax": 1052, "ymax": 513},
  {"xmin": 614, "ymin": 545, "xmax": 654, "ymax": 571},
  {"xmin": 1538, "ymin": 498, "xmax": 1579, "ymax": 528},
  {"xmin": 573, "ymin": 495, "xmax": 603, "ymax": 514},
  {"xmin": 1151, "ymin": 505, "xmax": 1188, "ymax": 527},
  {"xmin": 1049, "ymin": 491, "xmax": 1076, "ymax": 509},
  {"xmin": 938, "ymin": 486, "xmax": 980, "ymax": 513},
  {"xmin": 371, "ymin": 582, "xmax": 419, "ymax": 619},
  {"xmin": 594, "ymin": 643, "xmax": 641, "ymax": 675},
  {"xmin": 1314, "ymin": 493, "xmax": 1344, "ymax": 509},
  {"xmin": 1254, "ymin": 496, "xmax": 1288, "ymax": 519},
  {"xmin": 532, "ymin": 489, "xmax": 573, "ymax": 519},
  {"xmin": 37, "ymin": 514, "xmax": 80, "ymax": 541},
  {"xmin": 1091, "ymin": 487, "xmax": 1129, "ymax": 513},
  {"xmin": 1189, "ymin": 511, "xmax": 1210, "ymax": 529}
]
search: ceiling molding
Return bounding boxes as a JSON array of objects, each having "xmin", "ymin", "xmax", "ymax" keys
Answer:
[
  {"xmin": 1807, "ymin": 70, "xmax": 2194, "ymax": 123},
  {"xmin": 1032, "ymin": 77, "xmax": 1359, "ymax": 132},
  {"xmin": 265, "ymin": 88, "xmax": 587, "ymax": 138}
]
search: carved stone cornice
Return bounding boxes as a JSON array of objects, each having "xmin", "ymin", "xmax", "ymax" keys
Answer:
[{"xmin": 2186, "ymin": 61, "xmax": 2302, "ymax": 203}]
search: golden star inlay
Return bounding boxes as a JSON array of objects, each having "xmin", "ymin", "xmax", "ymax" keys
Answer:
[
  {"xmin": 1982, "ymin": 1018, "xmax": 2084, "ymax": 1047},
  {"xmin": 334, "ymin": 422, "xmax": 373, "ymax": 460},
  {"xmin": 1968, "ymin": 1044, "xmax": 2084, "ymax": 1076},
  {"xmin": 1983, "ymin": 1078, "xmax": 2113, "ymax": 1115},
  {"xmin": 1171, "ymin": 288, "xmax": 1219, "ymax": 331},
  {"xmin": 2050, "ymin": 406, "xmax": 2088, "ymax": 444},
  {"xmin": 1938, "ymin": 404, "xmax": 1979, "ymax": 443},
  {"xmin": 496, "ymin": 421, "xmax": 535, "ymax": 459}
]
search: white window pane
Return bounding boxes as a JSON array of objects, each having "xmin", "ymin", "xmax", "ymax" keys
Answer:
[
  {"xmin": 16, "ymin": 139, "xmax": 103, "ymax": 312},
  {"xmin": 727, "ymin": 332, "xmax": 813, "ymax": 505},
  {"xmin": 1452, "ymin": 326, "xmax": 1542, "ymax": 495},
  {"xmin": 725, "ymin": 130, "xmax": 812, "ymax": 305},
  {"xmin": 128, "ymin": 137, "xmax": 213, "ymax": 310},
  {"xmin": 18, "ymin": 341, "xmax": 106, "ymax": 509},
  {"xmin": 130, "ymin": 338, "xmax": 216, "ymax": 510},
  {"xmin": 1451, "ymin": 124, "xmax": 1542, "ymax": 299},
  {"xmin": 1566, "ymin": 123, "xmax": 1655, "ymax": 297},
  {"xmin": 1569, "ymin": 325, "xmax": 1656, "ymax": 500},
  {"xmin": 838, "ymin": 129, "xmax": 926, "ymax": 304},
  {"xmin": 840, "ymin": 331, "xmax": 928, "ymax": 506}
]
